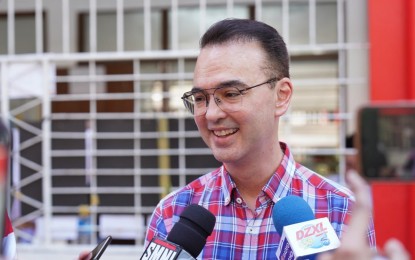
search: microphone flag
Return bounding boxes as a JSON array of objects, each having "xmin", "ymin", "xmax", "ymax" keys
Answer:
[{"xmin": 276, "ymin": 217, "xmax": 340, "ymax": 260}]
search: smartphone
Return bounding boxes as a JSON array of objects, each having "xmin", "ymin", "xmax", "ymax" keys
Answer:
[
  {"xmin": 90, "ymin": 235, "xmax": 112, "ymax": 260},
  {"xmin": 356, "ymin": 103, "xmax": 415, "ymax": 180}
]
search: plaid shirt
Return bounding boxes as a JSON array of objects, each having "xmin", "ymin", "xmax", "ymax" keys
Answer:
[{"xmin": 145, "ymin": 142, "xmax": 376, "ymax": 259}]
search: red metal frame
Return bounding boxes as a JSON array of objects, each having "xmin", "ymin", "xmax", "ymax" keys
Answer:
[{"xmin": 369, "ymin": 0, "xmax": 415, "ymax": 258}]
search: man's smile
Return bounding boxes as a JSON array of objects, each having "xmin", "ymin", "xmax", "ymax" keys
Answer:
[{"xmin": 212, "ymin": 128, "xmax": 239, "ymax": 137}]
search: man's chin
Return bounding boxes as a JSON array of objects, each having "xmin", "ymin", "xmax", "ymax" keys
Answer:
[{"xmin": 211, "ymin": 151, "xmax": 237, "ymax": 164}]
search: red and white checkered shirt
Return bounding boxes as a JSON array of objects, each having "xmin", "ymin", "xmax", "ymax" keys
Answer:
[{"xmin": 145, "ymin": 142, "xmax": 376, "ymax": 259}]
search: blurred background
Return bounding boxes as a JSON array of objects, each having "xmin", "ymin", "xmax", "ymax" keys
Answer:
[{"xmin": 0, "ymin": 0, "xmax": 414, "ymax": 259}]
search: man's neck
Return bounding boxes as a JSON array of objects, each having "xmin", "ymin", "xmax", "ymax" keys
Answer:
[{"xmin": 225, "ymin": 145, "xmax": 285, "ymax": 210}]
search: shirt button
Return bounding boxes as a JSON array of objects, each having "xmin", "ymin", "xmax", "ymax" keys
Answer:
[{"xmin": 236, "ymin": 197, "xmax": 243, "ymax": 204}]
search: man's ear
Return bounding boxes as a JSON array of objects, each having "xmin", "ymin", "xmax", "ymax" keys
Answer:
[{"xmin": 275, "ymin": 77, "xmax": 293, "ymax": 116}]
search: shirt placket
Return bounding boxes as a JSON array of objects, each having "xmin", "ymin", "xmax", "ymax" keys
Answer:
[{"xmin": 236, "ymin": 194, "xmax": 268, "ymax": 260}]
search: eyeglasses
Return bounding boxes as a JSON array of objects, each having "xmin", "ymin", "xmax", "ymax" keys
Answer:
[{"xmin": 181, "ymin": 78, "xmax": 278, "ymax": 116}]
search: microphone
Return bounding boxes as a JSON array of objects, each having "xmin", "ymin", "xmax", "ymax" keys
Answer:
[
  {"xmin": 273, "ymin": 195, "xmax": 340, "ymax": 260},
  {"xmin": 141, "ymin": 204, "xmax": 216, "ymax": 260}
]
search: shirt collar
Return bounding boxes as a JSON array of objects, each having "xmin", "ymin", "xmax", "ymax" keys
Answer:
[
  {"xmin": 220, "ymin": 142, "xmax": 297, "ymax": 206},
  {"xmin": 221, "ymin": 166, "xmax": 237, "ymax": 206},
  {"xmin": 263, "ymin": 142, "xmax": 296, "ymax": 204}
]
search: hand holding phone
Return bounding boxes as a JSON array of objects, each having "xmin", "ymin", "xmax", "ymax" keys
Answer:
[{"xmin": 81, "ymin": 235, "xmax": 112, "ymax": 260}]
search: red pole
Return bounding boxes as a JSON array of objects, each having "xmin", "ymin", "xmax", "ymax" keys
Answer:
[
  {"xmin": 368, "ymin": 0, "xmax": 415, "ymax": 258},
  {"xmin": 369, "ymin": 0, "xmax": 407, "ymax": 101},
  {"xmin": 407, "ymin": 0, "xmax": 415, "ymax": 100}
]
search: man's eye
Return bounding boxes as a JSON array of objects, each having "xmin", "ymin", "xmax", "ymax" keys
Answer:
[
  {"xmin": 193, "ymin": 93, "xmax": 206, "ymax": 103},
  {"xmin": 222, "ymin": 88, "xmax": 242, "ymax": 99}
]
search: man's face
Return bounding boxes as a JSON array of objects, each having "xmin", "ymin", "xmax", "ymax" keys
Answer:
[{"xmin": 192, "ymin": 41, "xmax": 289, "ymax": 166}]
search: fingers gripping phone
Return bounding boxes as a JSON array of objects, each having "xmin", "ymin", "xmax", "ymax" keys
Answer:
[{"xmin": 91, "ymin": 236, "xmax": 112, "ymax": 260}]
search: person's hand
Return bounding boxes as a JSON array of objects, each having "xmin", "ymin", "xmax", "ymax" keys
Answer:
[
  {"xmin": 77, "ymin": 251, "xmax": 92, "ymax": 260},
  {"xmin": 383, "ymin": 238, "xmax": 410, "ymax": 260},
  {"xmin": 318, "ymin": 172, "xmax": 410, "ymax": 260}
]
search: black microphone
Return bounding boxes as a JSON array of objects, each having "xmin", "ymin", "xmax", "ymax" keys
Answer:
[
  {"xmin": 272, "ymin": 195, "xmax": 340, "ymax": 260},
  {"xmin": 141, "ymin": 204, "xmax": 216, "ymax": 260}
]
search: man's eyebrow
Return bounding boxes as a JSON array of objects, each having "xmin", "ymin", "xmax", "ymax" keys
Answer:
[
  {"xmin": 190, "ymin": 86, "xmax": 204, "ymax": 92},
  {"xmin": 219, "ymin": 80, "xmax": 246, "ymax": 88},
  {"xmin": 191, "ymin": 80, "xmax": 246, "ymax": 91}
]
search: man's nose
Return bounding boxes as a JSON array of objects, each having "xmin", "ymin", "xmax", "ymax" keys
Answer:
[{"xmin": 205, "ymin": 95, "xmax": 225, "ymax": 118}]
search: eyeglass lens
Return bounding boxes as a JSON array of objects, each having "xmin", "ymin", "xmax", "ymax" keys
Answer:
[{"xmin": 185, "ymin": 86, "xmax": 243, "ymax": 116}]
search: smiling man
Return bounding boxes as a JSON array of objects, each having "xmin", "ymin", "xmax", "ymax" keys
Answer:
[{"xmin": 144, "ymin": 18, "xmax": 376, "ymax": 259}]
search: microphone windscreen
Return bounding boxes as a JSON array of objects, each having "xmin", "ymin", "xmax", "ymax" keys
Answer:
[
  {"xmin": 272, "ymin": 195, "xmax": 315, "ymax": 235},
  {"xmin": 167, "ymin": 204, "xmax": 216, "ymax": 258}
]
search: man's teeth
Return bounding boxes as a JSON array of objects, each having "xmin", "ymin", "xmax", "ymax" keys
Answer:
[{"xmin": 213, "ymin": 129, "xmax": 237, "ymax": 136}]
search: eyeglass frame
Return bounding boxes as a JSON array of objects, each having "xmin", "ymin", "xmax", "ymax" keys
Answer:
[{"xmin": 181, "ymin": 77, "xmax": 279, "ymax": 116}]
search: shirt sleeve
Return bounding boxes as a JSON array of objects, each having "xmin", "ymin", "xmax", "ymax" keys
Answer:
[
  {"xmin": 366, "ymin": 214, "xmax": 377, "ymax": 249},
  {"xmin": 328, "ymin": 194, "xmax": 377, "ymax": 249},
  {"xmin": 144, "ymin": 203, "xmax": 169, "ymax": 247}
]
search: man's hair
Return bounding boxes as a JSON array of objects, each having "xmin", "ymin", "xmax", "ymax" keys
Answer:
[{"xmin": 200, "ymin": 18, "xmax": 290, "ymax": 78}]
